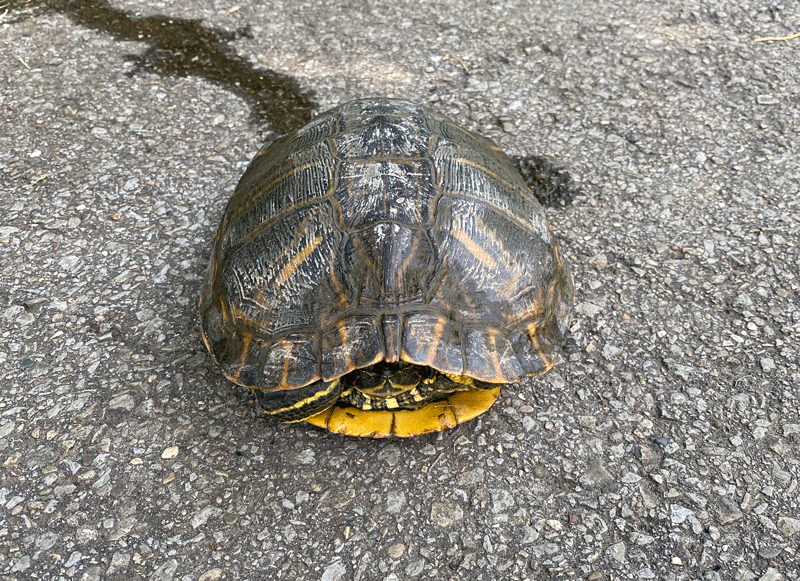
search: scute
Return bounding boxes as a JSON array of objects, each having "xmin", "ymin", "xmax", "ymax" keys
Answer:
[
  {"xmin": 320, "ymin": 316, "xmax": 384, "ymax": 380},
  {"xmin": 200, "ymin": 98, "xmax": 574, "ymax": 437}
]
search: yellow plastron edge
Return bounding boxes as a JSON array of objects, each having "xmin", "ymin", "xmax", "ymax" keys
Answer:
[{"xmin": 304, "ymin": 387, "xmax": 501, "ymax": 438}]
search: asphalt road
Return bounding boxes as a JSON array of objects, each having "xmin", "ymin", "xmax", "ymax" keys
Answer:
[{"xmin": 1, "ymin": 1, "xmax": 799, "ymax": 580}]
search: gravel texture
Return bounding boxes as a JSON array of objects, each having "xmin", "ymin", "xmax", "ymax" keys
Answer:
[{"xmin": 1, "ymin": 1, "xmax": 799, "ymax": 580}]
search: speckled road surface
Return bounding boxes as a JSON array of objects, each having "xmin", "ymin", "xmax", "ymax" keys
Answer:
[{"xmin": 2, "ymin": 1, "xmax": 799, "ymax": 580}]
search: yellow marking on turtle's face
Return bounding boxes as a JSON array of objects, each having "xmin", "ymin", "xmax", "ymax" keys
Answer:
[
  {"xmin": 451, "ymin": 227, "xmax": 498, "ymax": 270},
  {"xmin": 275, "ymin": 235, "xmax": 323, "ymax": 287}
]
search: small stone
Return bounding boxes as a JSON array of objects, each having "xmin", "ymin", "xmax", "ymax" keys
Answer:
[
  {"xmin": 320, "ymin": 560, "xmax": 347, "ymax": 581},
  {"xmin": 456, "ymin": 468, "xmax": 485, "ymax": 486},
  {"xmin": 716, "ymin": 497, "xmax": 743, "ymax": 524},
  {"xmin": 161, "ymin": 446, "xmax": 179, "ymax": 459},
  {"xmin": 109, "ymin": 393, "xmax": 135, "ymax": 411},
  {"xmin": 431, "ymin": 500, "xmax": 464, "ymax": 526},
  {"xmin": 760, "ymin": 358, "xmax": 776, "ymax": 372},
  {"xmin": 545, "ymin": 519, "xmax": 562, "ymax": 531},
  {"xmin": 622, "ymin": 472, "xmax": 642, "ymax": 484},
  {"xmin": 387, "ymin": 543, "xmax": 405, "ymax": 559},
  {"xmin": 10, "ymin": 555, "xmax": 31, "ymax": 573},
  {"xmin": 577, "ymin": 302, "xmax": 604, "ymax": 317},
  {"xmin": 386, "ymin": 490, "xmax": 406, "ymax": 514},
  {"xmin": 589, "ymin": 252, "xmax": 608, "ymax": 268},
  {"xmin": 107, "ymin": 552, "xmax": 131, "ymax": 575},
  {"xmin": 108, "ymin": 517, "xmax": 136, "ymax": 542},
  {"xmin": 520, "ymin": 525, "xmax": 539, "ymax": 544},
  {"xmin": 223, "ymin": 513, "xmax": 238, "ymax": 525},
  {"xmin": 80, "ymin": 566, "xmax": 103, "ymax": 581},
  {"xmin": 152, "ymin": 559, "xmax": 178, "ymax": 581},
  {"xmin": 757, "ymin": 568, "xmax": 784, "ymax": 581},
  {"xmin": 777, "ymin": 516, "xmax": 800, "ymax": 537},
  {"xmin": 490, "ymin": 489, "xmax": 515, "ymax": 513},
  {"xmin": 759, "ymin": 547, "xmax": 782, "ymax": 559},
  {"xmin": 191, "ymin": 507, "xmax": 223, "ymax": 528},
  {"xmin": 607, "ymin": 541, "xmax": 626, "ymax": 563},
  {"xmin": 782, "ymin": 424, "xmax": 800, "ymax": 437},
  {"xmin": 670, "ymin": 504, "xmax": 694, "ymax": 524},
  {"xmin": 404, "ymin": 559, "xmax": 425, "ymax": 577},
  {"xmin": 736, "ymin": 569, "xmax": 758, "ymax": 581},
  {"xmin": 16, "ymin": 312, "xmax": 35, "ymax": 325},
  {"xmin": 377, "ymin": 444, "xmax": 401, "ymax": 466},
  {"xmin": 637, "ymin": 445, "xmax": 660, "ymax": 466},
  {"xmin": 602, "ymin": 343, "xmax": 622, "ymax": 359},
  {"xmin": 199, "ymin": 569, "xmax": 223, "ymax": 581},
  {"xmin": 0, "ymin": 421, "xmax": 14, "ymax": 439},
  {"xmin": 756, "ymin": 94, "xmax": 780, "ymax": 105},
  {"xmin": 580, "ymin": 457, "xmax": 613, "ymax": 487},
  {"xmin": 296, "ymin": 448, "xmax": 315, "ymax": 465}
]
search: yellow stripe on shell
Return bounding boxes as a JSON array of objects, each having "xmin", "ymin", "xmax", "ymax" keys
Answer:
[
  {"xmin": 527, "ymin": 321, "xmax": 555, "ymax": 372},
  {"xmin": 400, "ymin": 231, "xmax": 422, "ymax": 278},
  {"xmin": 275, "ymin": 235, "xmax": 323, "ymax": 287},
  {"xmin": 486, "ymin": 329, "xmax": 506, "ymax": 383},
  {"xmin": 450, "ymin": 227, "xmax": 498, "ymax": 270},
  {"xmin": 231, "ymin": 331, "xmax": 253, "ymax": 384},
  {"xmin": 425, "ymin": 318, "xmax": 446, "ymax": 366}
]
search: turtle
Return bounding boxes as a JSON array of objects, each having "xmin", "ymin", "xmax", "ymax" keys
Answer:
[{"xmin": 200, "ymin": 98, "xmax": 573, "ymax": 437}]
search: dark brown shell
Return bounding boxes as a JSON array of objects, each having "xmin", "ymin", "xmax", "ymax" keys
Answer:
[{"xmin": 200, "ymin": 98, "xmax": 573, "ymax": 396}]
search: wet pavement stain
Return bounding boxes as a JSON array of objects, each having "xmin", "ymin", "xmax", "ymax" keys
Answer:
[
  {"xmin": 5, "ymin": 1, "xmax": 577, "ymax": 206},
  {"xmin": 6, "ymin": 0, "xmax": 315, "ymax": 134},
  {"xmin": 514, "ymin": 155, "xmax": 578, "ymax": 208}
]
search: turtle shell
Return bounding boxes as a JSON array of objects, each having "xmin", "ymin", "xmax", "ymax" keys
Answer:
[{"xmin": 200, "ymin": 98, "xmax": 573, "ymax": 437}]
